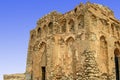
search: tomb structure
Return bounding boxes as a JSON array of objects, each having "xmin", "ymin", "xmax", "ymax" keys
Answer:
[{"xmin": 4, "ymin": 2, "xmax": 120, "ymax": 80}]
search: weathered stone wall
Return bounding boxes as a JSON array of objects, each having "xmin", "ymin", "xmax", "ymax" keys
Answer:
[
  {"xmin": 4, "ymin": 2, "xmax": 120, "ymax": 80},
  {"xmin": 25, "ymin": 2, "xmax": 120, "ymax": 80},
  {"xmin": 4, "ymin": 73, "xmax": 25, "ymax": 80}
]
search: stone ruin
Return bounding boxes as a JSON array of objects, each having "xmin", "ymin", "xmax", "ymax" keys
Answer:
[{"xmin": 4, "ymin": 2, "xmax": 120, "ymax": 80}]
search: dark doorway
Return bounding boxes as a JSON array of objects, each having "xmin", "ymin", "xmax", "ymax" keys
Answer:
[
  {"xmin": 114, "ymin": 48, "xmax": 120, "ymax": 80},
  {"xmin": 115, "ymin": 55, "xmax": 119, "ymax": 80},
  {"xmin": 42, "ymin": 67, "xmax": 46, "ymax": 80}
]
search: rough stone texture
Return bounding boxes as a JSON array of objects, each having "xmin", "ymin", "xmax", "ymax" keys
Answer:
[
  {"xmin": 4, "ymin": 73, "xmax": 25, "ymax": 80},
  {"xmin": 4, "ymin": 2, "xmax": 120, "ymax": 80}
]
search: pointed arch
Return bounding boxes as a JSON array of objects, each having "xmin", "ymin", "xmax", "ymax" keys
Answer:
[
  {"xmin": 37, "ymin": 27, "xmax": 41, "ymax": 37},
  {"xmin": 66, "ymin": 37, "xmax": 76, "ymax": 79},
  {"xmin": 66, "ymin": 37, "xmax": 75, "ymax": 46},
  {"xmin": 61, "ymin": 19, "xmax": 66, "ymax": 33},
  {"xmin": 48, "ymin": 22, "xmax": 53, "ymax": 34},
  {"xmin": 77, "ymin": 15, "xmax": 84, "ymax": 29},
  {"xmin": 68, "ymin": 19, "xmax": 75, "ymax": 33},
  {"xmin": 43, "ymin": 25, "xmax": 48, "ymax": 37},
  {"xmin": 100, "ymin": 36, "xmax": 108, "ymax": 73}
]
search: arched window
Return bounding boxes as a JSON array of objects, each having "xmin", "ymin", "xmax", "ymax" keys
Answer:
[
  {"xmin": 77, "ymin": 15, "xmax": 84, "ymax": 29},
  {"xmin": 114, "ymin": 48, "xmax": 120, "ymax": 80},
  {"xmin": 68, "ymin": 19, "xmax": 75, "ymax": 33},
  {"xmin": 48, "ymin": 22, "xmax": 53, "ymax": 34},
  {"xmin": 43, "ymin": 25, "xmax": 48, "ymax": 37},
  {"xmin": 61, "ymin": 19, "xmax": 66, "ymax": 33},
  {"xmin": 74, "ymin": 8, "xmax": 77, "ymax": 13},
  {"xmin": 100, "ymin": 36, "xmax": 108, "ymax": 73},
  {"xmin": 66, "ymin": 37, "xmax": 74, "ymax": 46},
  {"xmin": 66, "ymin": 37, "xmax": 76, "ymax": 79},
  {"xmin": 37, "ymin": 27, "xmax": 41, "ymax": 37}
]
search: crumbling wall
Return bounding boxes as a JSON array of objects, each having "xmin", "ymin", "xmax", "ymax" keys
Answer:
[{"xmin": 4, "ymin": 73, "xmax": 25, "ymax": 80}]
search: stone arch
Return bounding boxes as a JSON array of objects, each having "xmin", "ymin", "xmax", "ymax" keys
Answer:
[
  {"xmin": 31, "ymin": 34, "xmax": 34, "ymax": 39},
  {"xmin": 100, "ymin": 36, "xmax": 108, "ymax": 73},
  {"xmin": 37, "ymin": 27, "xmax": 41, "ymax": 37},
  {"xmin": 68, "ymin": 19, "xmax": 75, "ymax": 33},
  {"xmin": 66, "ymin": 37, "xmax": 76, "ymax": 79},
  {"xmin": 48, "ymin": 22, "xmax": 53, "ymax": 34},
  {"xmin": 39, "ymin": 42, "xmax": 47, "ymax": 80},
  {"xmin": 77, "ymin": 15, "xmax": 84, "ymax": 29},
  {"xmin": 114, "ymin": 48, "xmax": 120, "ymax": 80},
  {"xmin": 91, "ymin": 14, "xmax": 97, "ymax": 26},
  {"xmin": 43, "ymin": 25, "xmax": 48, "ymax": 37},
  {"xmin": 31, "ymin": 34, "xmax": 35, "ymax": 41},
  {"xmin": 66, "ymin": 37, "xmax": 75, "ymax": 46},
  {"xmin": 61, "ymin": 19, "xmax": 66, "ymax": 33},
  {"xmin": 111, "ymin": 23, "xmax": 115, "ymax": 35},
  {"xmin": 74, "ymin": 7, "xmax": 77, "ymax": 13},
  {"xmin": 30, "ymin": 30, "xmax": 36, "ymax": 41}
]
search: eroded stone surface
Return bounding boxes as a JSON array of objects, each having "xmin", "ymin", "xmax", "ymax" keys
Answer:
[
  {"xmin": 4, "ymin": 2, "xmax": 120, "ymax": 80},
  {"xmin": 4, "ymin": 73, "xmax": 25, "ymax": 80}
]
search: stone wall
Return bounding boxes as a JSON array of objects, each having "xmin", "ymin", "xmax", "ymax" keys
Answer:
[
  {"xmin": 4, "ymin": 2, "xmax": 120, "ymax": 80},
  {"xmin": 4, "ymin": 73, "xmax": 25, "ymax": 80},
  {"xmin": 25, "ymin": 2, "xmax": 120, "ymax": 80}
]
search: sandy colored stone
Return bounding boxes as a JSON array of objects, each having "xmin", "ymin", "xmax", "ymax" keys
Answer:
[{"xmin": 4, "ymin": 2, "xmax": 120, "ymax": 80}]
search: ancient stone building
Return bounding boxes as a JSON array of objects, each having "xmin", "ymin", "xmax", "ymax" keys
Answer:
[{"xmin": 4, "ymin": 2, "xmax": 120, "ymax": 80}]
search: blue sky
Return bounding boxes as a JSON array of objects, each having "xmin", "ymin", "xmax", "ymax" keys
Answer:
[{"xmin": 0, "ymin": 0, "xmax": 120, "ymax": 80}]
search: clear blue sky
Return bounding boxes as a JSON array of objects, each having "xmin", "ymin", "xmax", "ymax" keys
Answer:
[{"xmin": 0, "ymin": 0, "xmax": 120, "ymax": 80}]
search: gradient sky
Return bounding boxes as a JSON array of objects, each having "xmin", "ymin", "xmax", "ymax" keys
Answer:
[{"xmin": 0, "ymin": 0, "xmax": 120, "ymax": 80}]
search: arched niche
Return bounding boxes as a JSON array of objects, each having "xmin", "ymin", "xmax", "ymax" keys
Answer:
[
  {"xmin": 100, "ymin": 36, "xmax": 108, "ymax": 73},
  {"xmin": 31, "ymin": 34, "xmax": 35, "ymax": 41},
  {"xmin": 37, "ymin": 27, "xmax": 41, "ymax": 37},
  {"xmin": 39, "ymin": 42, "xmax": 47, "ymax": 80},
  {"xmin": 77, "ymin": 15, "xmax": 84, "ymax": 29},
  {"xmin": 30, "ymin": 30, "xmax": 36, "ymax": 41},
  {"xmin": 91, "ymin": 14, "xmax": 97, "ymax": 26},
  {"xmin": 43, "ymin": 25, "xmax": 48, "ymax": 37},
  {"xmin": 48, "ymin": 22, "xmax": 53, "ymax": 34},
  {"xmin": 74, "ymin": 7, "xmax": 77, "ymax": 13},
  {"xmin": 68, "ymin": 19, "xmax": 75, "ymax": 33},
  {"xmin": 114, "ymin": 48, "xmax": 120, "ymax": 80},
  {"xmin": 61, "ymin": 19, "xmax": 66, "ymax": 33},
  {"xmin": 31, "ymin": 34, "xmax": 34, "ymax": 39},
  {"xmin": 66, "ymin": 37, "xmax": 76, "ymax": 79},
  {"xmin": 66, "ymin": 37, "xmax": 75, "ymax": 46},
  {"xmin": 111, "ymin": 23, "xmax": 115, "ymax": 35}
]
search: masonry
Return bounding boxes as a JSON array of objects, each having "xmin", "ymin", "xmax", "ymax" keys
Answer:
[{"xmin": 4, "ymin": 2, "xmax": 120, "ymax": 80}]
